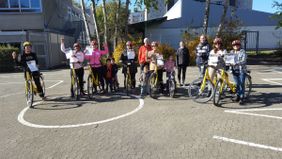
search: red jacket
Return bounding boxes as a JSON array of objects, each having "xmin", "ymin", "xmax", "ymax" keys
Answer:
[{"xmin": 138, "ymin": 45, "xmax": 152, "ymax": 64}]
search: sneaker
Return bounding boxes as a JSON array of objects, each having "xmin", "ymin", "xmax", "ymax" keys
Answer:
[
  {"xmin": 39, "ymin": 92, "xmax": 44, "ymax": 98},
  {"xmin": 239, "ymin": 99, "xmax": 245, "ymax": 105}
]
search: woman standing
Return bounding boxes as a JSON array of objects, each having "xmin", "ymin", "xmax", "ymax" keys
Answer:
[
  {"xmin": 230, "ymin": 40, "xmax": 247, "ymax": 104},
  {"xmin": 176, "ymin": 41, "xmax": 189, "ymax": 86},
  {"xmin": 120, "ymin": 41, "xmax": 138, "ymax": 89},
  {"xmin": 84, "ymin": 40, "xmax": 109, "ymax": 93},
  {"xmin": 61, "ymin": 38, "xmax": 85, "ymax": 97},
  {"xmin": 208, "ymin": 37, "xmax": 227, "ymax": 81}
]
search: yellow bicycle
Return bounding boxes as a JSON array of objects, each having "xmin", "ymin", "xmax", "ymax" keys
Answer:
[
  {"xmin": 188, "ymin": 65, "xmax": 217, "ymax": 103},
  {"xmin": 70, "ymin": 65, "xmax": 80, "ymax": 100},
  {"xmin": 25, "ymin": 71, "xmax": 45, "ymax": 108},
  {"xmin": 124, "ymin": 63, "xmax": 132, "ymax": 95},
  {"xmin": 87, "ymin": 65, "xmax": 99, "ymax": 99},
  {"xmin": 213, "ymin": 66, "xmax": 252, "ymax": 106}
]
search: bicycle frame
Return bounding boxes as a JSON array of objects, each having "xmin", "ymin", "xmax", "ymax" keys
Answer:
[
  {"xmin": 199, "ymin": 66, "xmax": 217, "ymax": 92},
  {"xmin": 217, "ymin": 68, "xmax": 236, "ymax": 94},
  {"xmin": 88, "ymin": 65, "xmax": 99, "ymax": 86}
]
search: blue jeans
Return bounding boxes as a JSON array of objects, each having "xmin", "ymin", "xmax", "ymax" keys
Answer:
[{"xmin": 233, "ymin": 71, "xmax": 246, "ymax": 98}]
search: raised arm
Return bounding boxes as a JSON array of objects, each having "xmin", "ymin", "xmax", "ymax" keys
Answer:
[
  {"xmin": 100, "ymin": 43, "xmax": 109, "ymax": 55},
  {"xmin": 60, "ymin": 38, "xmax": 67, "ymax": 54}
]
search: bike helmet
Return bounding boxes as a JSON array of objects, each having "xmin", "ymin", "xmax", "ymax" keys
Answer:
[
  {"xmin": 213, "ymin": 38, "xmax": 222, "ymax": 44},
  {"xmin": 232, "ymin": 40, "xmax": 241, "ymax": 46},
  {"xmin": 23, "ymin": 41, "xmax": 32, "ymax": 47}
]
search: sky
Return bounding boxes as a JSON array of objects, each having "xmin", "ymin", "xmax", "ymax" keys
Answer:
[{"xmin": 252, "ymin": 0, "xmax": 280, "ymax": 13}]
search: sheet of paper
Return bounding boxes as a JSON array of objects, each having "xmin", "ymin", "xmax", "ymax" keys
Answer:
[
  {"xmin": 26, "ymin": 60, "xmax": 38, "ymax": 72},
  {"xmin": 225, "ymin": 54, "xmax": 235, "ymax": 65},
  {"xmin": 85, "ymin": 46, "xmax": 93, "ymax": 55}
]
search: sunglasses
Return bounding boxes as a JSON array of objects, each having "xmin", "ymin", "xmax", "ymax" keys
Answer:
[
  {"xmin": 73, "ymin": 45, "xmax": 79, "ymax": 48},
  {"xmin": 152, "ymin": 45, "xmax": 157, "ymax": 47},
  {"xmin": 233, "ymin": 44, "xmax": 240, "ymax": 46}
]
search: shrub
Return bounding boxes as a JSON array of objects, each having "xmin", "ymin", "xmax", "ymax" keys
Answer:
[
  {"xmin": 157, "ymin": 43, "xmax": 176, "ymax": 60},
  {"xmin": 0, "ymin": 45, "xmax": 19, "ymax": 72}
]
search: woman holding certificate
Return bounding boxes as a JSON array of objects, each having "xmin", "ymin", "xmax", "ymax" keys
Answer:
[
  {"xmin": 60, "ymin": 38, "xmax": 85, "ymax": 97},
  {"xmin": 12, "ymin": 41, "xmax": 45, "ymax": 98},
  {"xmin": 208, "ymin": 38, "xmax": 227, "ymax": 81},
  {"xmin": 84, "ymin": 40, "xmax": 109, "ymax": 93},
  {"xmin": 230, "ymin": 40, "xmax": 247, "ymax": 104}
]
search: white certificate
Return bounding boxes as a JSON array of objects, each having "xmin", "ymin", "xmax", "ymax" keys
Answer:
[
  {"xmin": 225, "ymin": 54, "xmax": 235, "ymax": 65},
  {"xmin": 127, "ymin": 50, "xmax": 135, "ymax": 60},
  {"xmin": 209, "ymin": 55, "xmax": 218, "ymax": 64},
  {"xmin": 26, "ymin": 60, "xmax": 38, "ymax": 72},
  {"xmin": 157, "ymin": 59, "xmax": 164, "ymax": 66},
  {"xmin": 85, "ymin": 46, "xmax": 93, "ymax": 55}
]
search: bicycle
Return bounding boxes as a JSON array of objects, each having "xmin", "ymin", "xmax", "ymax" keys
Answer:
[
  {"xmin": 166, "ymin": 71, "xmax": 176, "ymax": 98},
  {"xmin": 188, "ymin": 65, "xmax": 217, "ymax": 103},
  {"xmin": 213, "ymin": 65, "xmax": 252, "ymax": 107},
  {"xmin": 124, "ymin": 63, "xmax": 132, "ymax": 95},
  {"xmin": 25, "ymin": 71, "xmax": 45, "ymax": 108},
  {"xmin": 70, "ymin": 64, "xmax": 80, "ymax": 100},
  {"xmin": 87, "ymin": 65, "xmax": 99, "ymax": 99}
]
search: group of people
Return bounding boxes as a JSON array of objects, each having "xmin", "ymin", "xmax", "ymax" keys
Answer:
[
  {"xmin": 195, "ymin": 35, "xmax": 247, "ymax": 104},
  {"xmin": 12, "ymin": 34, "xmax": 247, "ymax": 104}
]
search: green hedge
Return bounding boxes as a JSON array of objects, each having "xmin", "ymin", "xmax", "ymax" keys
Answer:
[{"xmin": 0, "ymin": 46, "xmax": 19, "ymax": 72}]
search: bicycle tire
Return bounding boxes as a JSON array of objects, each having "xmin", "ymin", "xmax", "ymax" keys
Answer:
[
  {"xmin": 25, "ymin": 80, "xmax": 34, "ymax": 108},
  {"xmin": 149, "ymin": 73, "xmax": 158, "ymax": 99},
  {"xmin": 126, "ymin": 73, "xmax": 131, "ymax": 95},
  {"xmin": 213, "ymin": 79, "xmax": 224, "ymax": 106},
  {"xmin": 168, "ymin": 79, "xmax": 176, "ymax": 98},
  {"xmin": 39, "ymin": 75, "xmax": 45, "ymax": 97},
  {"xmin": 244, "ymin": 74, "xmax": 252, "ymax": 99},
  {"xmin": 187, "ymin": 78, "xmax": 202, "ymax": 98},
  {"xmin": 194, "ymin": 80, "xmax": 214, "ymax": 103},
  {"xmin": 71, "ymin": 76, "xmax": 80, "ymax": 101},
  {"xmin": 87, "ymin": 75, "xmax": 94, "ymax": 99}
]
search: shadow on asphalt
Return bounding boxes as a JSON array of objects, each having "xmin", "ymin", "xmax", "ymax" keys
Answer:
[{"xmin": 32, "ymin": 92, "xmax": 137, "ymax": 110}]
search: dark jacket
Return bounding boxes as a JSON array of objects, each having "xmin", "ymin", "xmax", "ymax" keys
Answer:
[
  {"xmin": 120, "ymin": 50, "xmax": 137, "ymax": 74},
  {"xmin": 195, "ymin": 41, "xmax": 210, "ymax": 66},
  {"xmin": 176, "ymin": 47, "xmax": 189, "ymax": 67},
  {"xmin": 15, "ymin": 52, "xmax": 38, "ymax": 71}
]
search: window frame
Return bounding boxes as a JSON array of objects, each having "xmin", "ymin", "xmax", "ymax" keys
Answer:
[{"xmin": 0, "ymin": 0, "xmax": 42, "ymax": 14}]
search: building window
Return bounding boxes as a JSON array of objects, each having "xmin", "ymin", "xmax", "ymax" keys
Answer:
[{"xmin": 0, "ymin": 0, "xmax": 42, "ymax": 13}]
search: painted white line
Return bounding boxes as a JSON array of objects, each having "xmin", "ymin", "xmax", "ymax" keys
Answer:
[
  {"xmin": 213, "ymin": 136, "xmax": 282, "ymax": 152},
  {"xmin": 0, "ymin": 80, "xmax": 64, "ymax": 98},
  {"xmin": 225, "ymin": 108, "xmax": 282, "ymax": 120},
  {"xmin": 262, "ymin": 78, "xmax": 282, "ymax": 86},
  {"xmin": 47, "ymin": 80, "xmax": 64, "ymax": 89},
  {"xmin": 17, "ymin": 95, "xmax": 144, "ymax": 129},
  {"xmin": 0, "ymin": 80, "xmax": 64, "ymax": 85}
]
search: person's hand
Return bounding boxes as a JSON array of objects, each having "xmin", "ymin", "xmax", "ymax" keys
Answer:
[
  {"xmin": 103, "ymin": 42, "xmax": 108, "ymax": 48},
  {"xmin": 72, "ymin": 54, "xmax": 76, "ymax": 58},
  {"xmin": 61, "ymin": 38, "xmax": 65, "ymax": 43},
  {"xmin": 12, "ymin": 51, "xmax": 17, "ymax": 59}
]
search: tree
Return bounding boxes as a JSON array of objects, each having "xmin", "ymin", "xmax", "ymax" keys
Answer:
[
  {"xmin": 80, "ymin": 0, "xmax": 91, "ymax": 43},
  {"xmin": 102, "ymin": 0, "xmax": 108, "ymax": 44},
  {"xmin": 203, "ymin": 0, "xmax": 211, "ymax": 35},
  {"xmin": 113, "ymin": 0, "xmax": 121, "ymax": 49},
  {"xmin": 90, "ymin": 0, "xmax": 101, "ymax": 49},
  {"xmin": 272, "ymin": 1, "xmax": 282, "ymax": 29},
  {"xmin": 216, "ymin": 0, "xmax": 229, "ymax": 37},
  {"xmin": 125, "ymin": 0, "xmax": 130, "ymax": 36}
]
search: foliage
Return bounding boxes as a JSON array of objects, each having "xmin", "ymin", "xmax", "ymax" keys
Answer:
[
  {"xmin": 96, "ymin": 0, "xmax": 128, "ymax": 43},
  {"xmin": 272, "ymin": 1, "xmax": 282, "ymax": 29},
  {"xmin": 157, "ymin": 43, "xmax": 176, "ymax": 60},
  {"xmin": 219, "ymin": 18, "xmax": 244, "ymax": 51},
  {"xmin": 0, "ymin": 45, "xmax": 19, "ymax": 72}
]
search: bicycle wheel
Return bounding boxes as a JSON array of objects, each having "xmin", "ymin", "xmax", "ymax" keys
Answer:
[
  {"xmin": 149, "ymin": 73, "xmax": 158, "ymax": 99},
  {"xmin": 168, "ymin": 79, "xmax": 176, "ymax": 98},
  {"xmin": 194, "ymin": 80, "xmax": 214, "ymax": 103},
  {"xmin": 25, "ymin": 80, "xmax": 34, "ymax": 108},
  {"xmin": 87, "ymin": 75, "xmax": 94, "ymax": 99},
  {"xmin": 126, "ymin": 73, "xmax": 131, "ymax": 95},
  {"xmin": 39, "ymin": 75, "xmax": 45, "ymax": 97},
  {"xmin": 71, "ymin": 76, "xmax": 80, "ymax": 100},
  {"xmin": 244, "ymin": 74, "xmax": 252, "ymax": 99},
  {"xmin": 213, "ymin": 79, "xmax": 224, "ymax": 106},
  {"xmin": 187, "ymin": 78, "xmax": 202, "ymax": 98}
]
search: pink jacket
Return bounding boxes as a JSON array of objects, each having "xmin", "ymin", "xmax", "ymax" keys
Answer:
[
  {"xmin": 84, "ymin": 47, "xmax": 109, "ymax": 68},
  {"xmin": 164, "ymin": 60, "xmax": 175, "ymax": 73}
]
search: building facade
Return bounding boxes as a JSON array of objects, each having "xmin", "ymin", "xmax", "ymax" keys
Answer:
[{"xmin": 0, "ymin": 0, "xmax": 93, "ymax": 69}]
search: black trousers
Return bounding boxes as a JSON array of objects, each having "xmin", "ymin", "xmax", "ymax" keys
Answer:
[
  {"xmin": 177, "ymin": 65, "xmax": 187, "ymax": 83},
  {"xmin": 70, "ymin": 67, "xmax": 84, "ymax": 94},
  {"xmin": 91, "ymin": 66, "xmax": 105, "ymax": 90}
]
